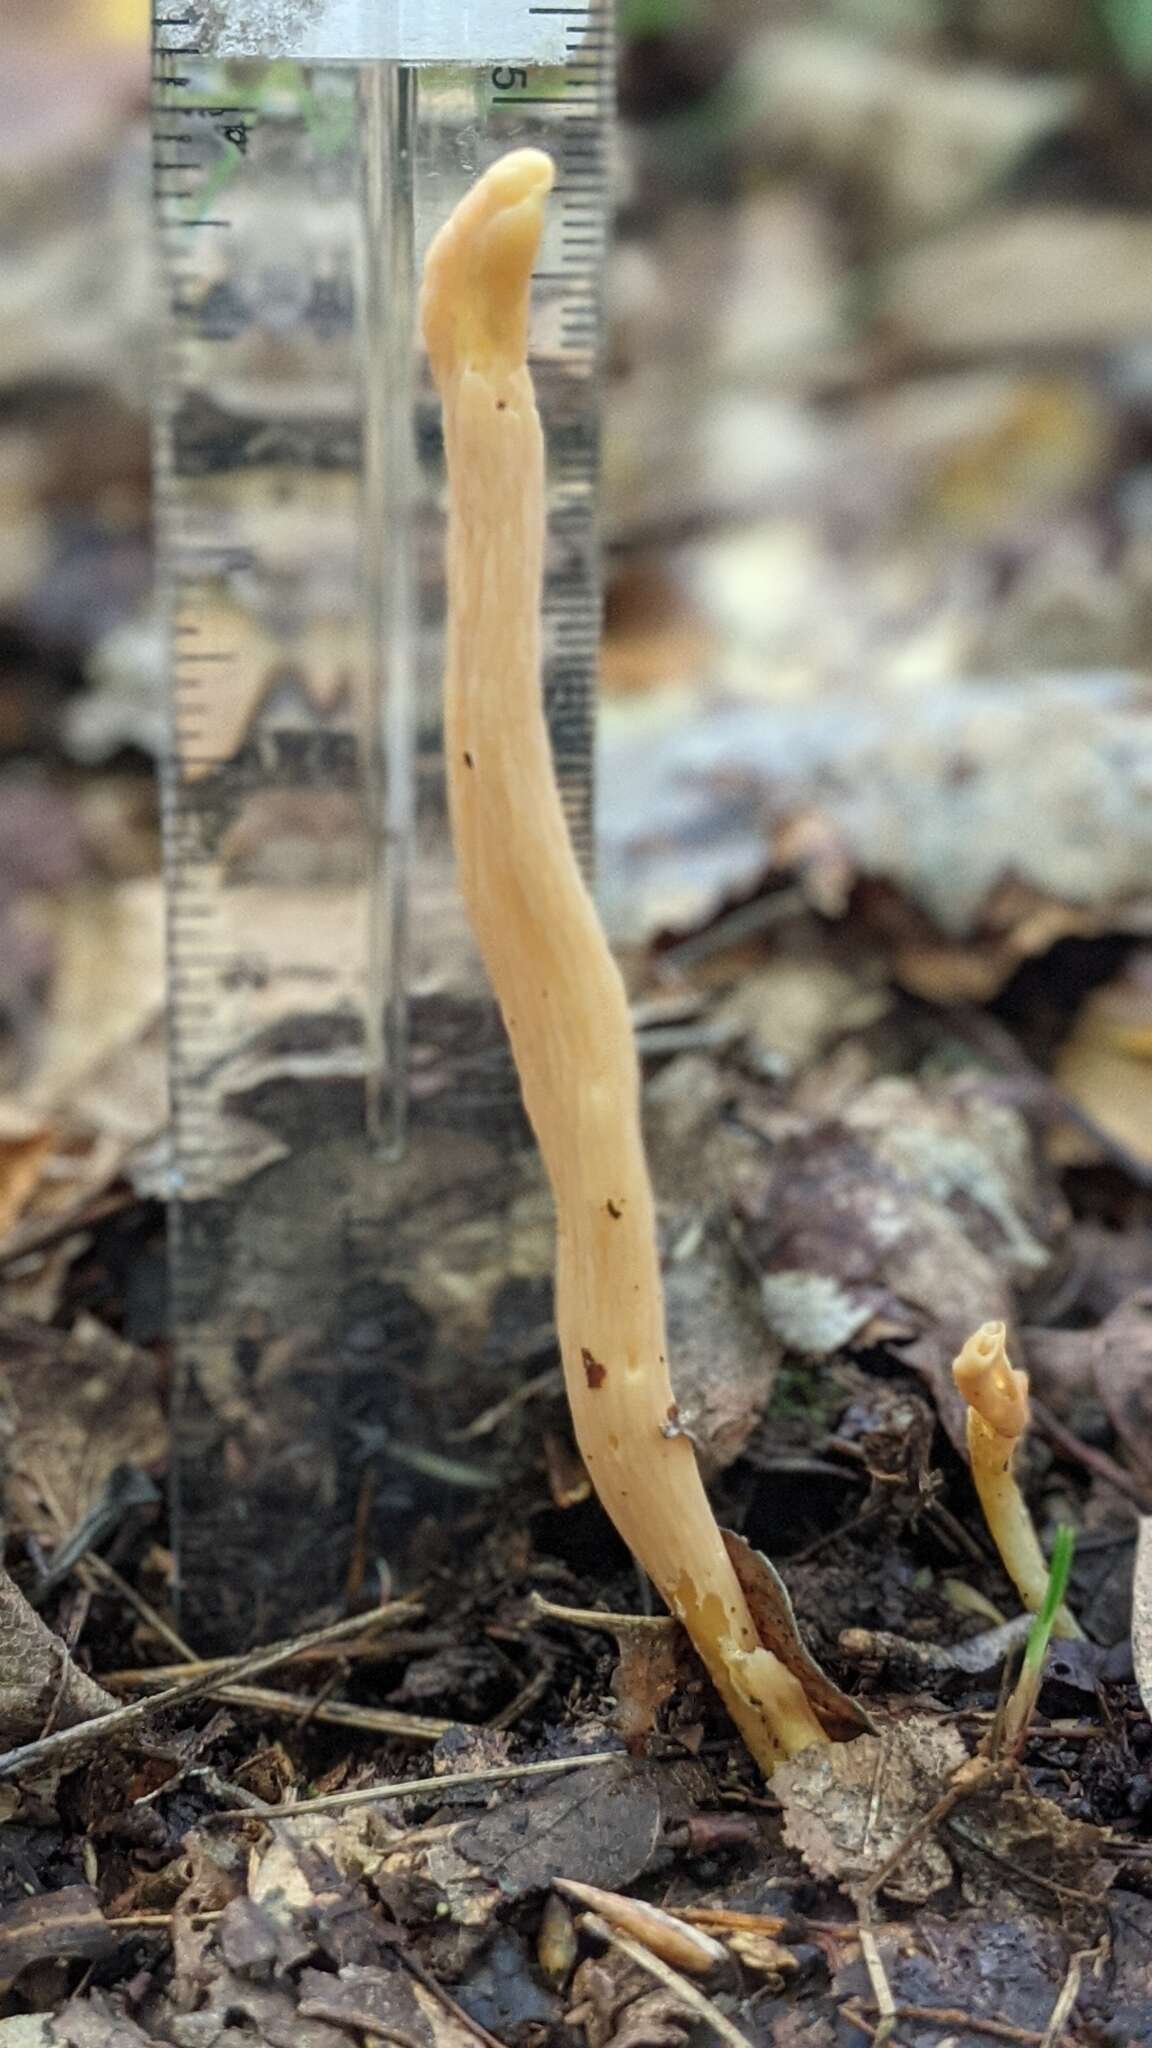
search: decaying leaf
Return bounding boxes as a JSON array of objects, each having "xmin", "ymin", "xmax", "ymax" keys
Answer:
[
  {"xmin": 1093, "ymin": 1294, "xmax": 1152, "ymax": 1490},
  {"xmin": 777, "ymin": 1715, "xmax": 968, "ymax": 1902},
  {"xmin": 1053, "ymin": 952, "xmax": 1152, "ymax": 1170},
  {"xmin": 738, "ymin": 1074, "xmax": 1060, "ymax": 1359},
  {"xmin": 665, "ymin": 1211, "xmax": 782, "ymax": 1478},
  {"xmin": 0, "ymin": 1888, "xmax": 116, "ymax": 1996},
  {"xmin": 711, "ymin": 959, "xmax": 890, "ymax": 1080},
  {"xmin": 297, "ymin": 1964, "xmax": 479, "ymax": 2048},
  {"xmin": 721, "ymin": 1530, "xmax": 875, "ymax": 1739},
  {"xmin": 0, "ymin": 1568, "xmax": 114, "ymax": 1746},
  {"xmin": 568, "ymin": 1952, "xmax": 695, "ymax": 2048},
  {"xmin": 25, "ymin": 881, "xmax": 165, "ymax": 1121},
  {"xmin": 609, "ymin": 1619, "xmax": 684, "ymax": 1757},
  {"xmin": 0, "ymin": 1313, "xmax": 166, "ymax": 1544},
  {"xmin": 365, "ymin": 1757, "xmax": 681, "ymax": 1963},
  {"xmin": 451, "ymin": 1760, "xmax": 669, "ymax": 1902},
  {"xmin": 0, "ymin": 2020, "xmax": 52, "ymax": 2048},
  {"xmin": 950, "ymin": 1784, "xmax": 1111, "ymax": 1934},
  {"xmin": 600, "ymin": 678, "xmax": 1152, "ymax": 990},
  {"xmin": 46, "ymin": 1993, "xmax": 158, "ymax": 2048},
  {"xmin": 0, "ymin": 1119, "xmax": 53, "ymax": 1240},
  {"xmin": 831, "ymin": 1908, "xmax": 1070, "ymax": 2046},
  {"xmin": 725, "ymin": 1930, "xmax": 800, "ymax": 1979}
]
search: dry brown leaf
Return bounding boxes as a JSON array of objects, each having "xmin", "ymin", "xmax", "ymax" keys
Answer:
[
  {"xmin": 1053, "ymin": 953, "xmax": 1152, "ymax": 1169},
  {"xmin": 609, "ymin": 1620, "xmax": 683, "ymax": 1757},
  {"xmin": 26, "ymin": 880, "xmax": 165, "ymax": 1119},
  {"xmin": 724, "ymin": 1931, "xmax": 799, "ymax": 1979},
  {"xmin": 601, "ymin": 679, "xmax": 1152, "ymax": 975},
  {"xmin": 569, "ymin": 1952, "xmax": 695, "ymax": 2048},
  {"xmin": 664, "ymin": 1209, "xmax": 782, "ymax": 1480},
  {"xmin": 721, "ymin": 1530, "xmax": 875, "ymax": 1740},
  {"xmin": 952, "ymin": 1783, "xmax": 1111, "ymax": 1937},
  {"xmin": 1093, "ymin": 1295, "xmax": 1152, "ymax": 1488},
  {"xmin": 0, "ymin": 1568, "xmax": 115, "ymax": 1748},
  {"xmin": 0, "ymin": 1313, "xmax": 166, "ymax": 1543},
  {"xmin": 776, "ymin": 1715, "xmax": 968, "ymax": 1903},
  {"xmin": 740, "ymin": 1073, "xmax": 1059, "ymax": 1363},
  {"xmin": 0, "ymin": 1121, "xmax": 53, "ymax": 1238},
  {"xmin": 0, "ymin": 1889, "xmax": 116, "ymax": 1997}
]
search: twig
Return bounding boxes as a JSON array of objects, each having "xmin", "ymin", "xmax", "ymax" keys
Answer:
[
  {"xmin": 203, "ymin": 1750, "xmax": 623, "ymax": 1822},
  {"xmin": 845, "ymin": 2000, "xmax": 1052, "ymax": 2046},
  {"xmin": 655, "ymin": 887, "xmax": 806, "ymax": 972},
  {"xmin": 104, "ymin": 1910, "xmax": 224, "ymax": 1928},
  {"xmin": 672, "ymin": 1908, "xmax": 790, "ymax": 1936},
  {"xmin": 391, "ymin": 1942, "xmax": 509, "ymax": 2048},
  {"xmin": 855, "ymin": 1895, "xmax": 896, "ymax": 2048},
  {"xmin": 945, "ymin": 1814, "xmax": 1112, "ymax": 1915},
  {"xmin": 447, "ymin": 1362, "xmax": 561, "ymax": 1442},
  {"xmin": 529, "ymin": 1592, "xmax": 677, "ymax": 1635},
  {"xmin": 40, "ymin": 1588, "xmax": 92, "ymax": 1739},
  {"xmin": 1030, "ymin": 1400, "xmax": 1151, "ymax": 1512},
  {"xmin": 0, "ymin": 1189, "xmax": 134, "ymax": 1271},
  {"xmin": 580, "ymin": 1911, "xmax": 754, "ymax": 2048},
  {"xmin": 100, "ymin": 1628, "xmax": 444, "ymax": 1686},
  {"xmin": 487, "ymin": 1661, "xmax": 554, "ymax": 1732},
  {"xmin": 0, "ymin": 1600, "xmax": 423, "ymax": 1778},
  {"xmin": 1039, "ymin": 1946, "xmax": 1096, "ymax": 2048},
  {"xmin": 948, "ymin": 1003, "xmax": 1152, "ymax": 1192},
  {"xmin": 204, "ymin": 1682, "xmax": 452, "ymax": 1742},
  {"xmin": 83, "ymin": 1553, "xmax": 197, "ymax": 1661},
  {"xmin": 856, "ymin": 1757, "xmax": 1006, "ymax": 1901}
]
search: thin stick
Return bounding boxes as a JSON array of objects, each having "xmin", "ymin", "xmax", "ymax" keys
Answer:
[
  {"xmin": 101, "ymin": 1624, "xmax": 435, "ymax": 1686},
  {"xmin": 0, "ymin": 1601, "xmax": 423, "ymax": 1779},
  {"xmin": 392, "ymin": 1944, "xmax": 510, "ymax": 2048},
  {"xmin": 1039, "ymin": 1949, "xmax": 1092, "ymax": 2048},
  {"xmin": 855, "ymin": 1896, "xmax": 896, "ymax": 2048},
  {"xmin": 83, "ymin": 1552, "xmax": 197, "ymax": 1662},
  {"xmin": 1031, "ymin": 1400, "xmax": 1150, "ymax": 1512},
  {"xmin": 580, "ymin": 1912, "xmax": 754, "ymax": 2048},
  {"xmin": 203, "ymin": 1750, "xmax": 622, "ymax": 1823},
  {"xmin": 847, "ymin": 2002, "xmax": 1059, "ymax": 2048},
  {"xmin": 202, "ymin": 1683, "xmax": 452, "ymax": 1742},
  {"xmin": 421, "ymin": 146, "xmax": 825, "ymax": 1774},
  {"xmin": 530, "ymin": 1592, "xmax": 677, "ymax": 1635}
]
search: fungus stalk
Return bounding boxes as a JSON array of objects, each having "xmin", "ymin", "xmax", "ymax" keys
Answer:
[
  {"xmin": 420, "ymin": 148, "xmax": 826, "ymax": 1771},
  {"xmin": 952, "ymin": 1321, "xmax": 1082, "ymax": 1641}
]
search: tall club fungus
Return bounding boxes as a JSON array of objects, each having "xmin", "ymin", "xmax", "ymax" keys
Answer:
[{"xmin": 420, "ymin": 148, "xmax": 828, "ymax": 1771}]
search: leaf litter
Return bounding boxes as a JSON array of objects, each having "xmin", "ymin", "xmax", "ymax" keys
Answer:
[{"xmin": 5, "ymin": 23, "xmax": 1152, "ymax": 2048}]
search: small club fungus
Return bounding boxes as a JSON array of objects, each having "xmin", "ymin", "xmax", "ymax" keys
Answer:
[
  {"xmin": 420, "ymin": 149, "xmax": 827, "ymax": 1771},
  {"xmin": 953, "ymin": 1321, "xmax": 1082, "ymax": 1641}
]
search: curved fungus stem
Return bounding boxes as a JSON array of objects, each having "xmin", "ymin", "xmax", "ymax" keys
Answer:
[
  {"xmin": 420, "ymin": 149, "xmax": 827, "ymax": 1772},
  {"xmin": 953, "ymin": 1321, "xmax": 1082, "ymax": 1641}
]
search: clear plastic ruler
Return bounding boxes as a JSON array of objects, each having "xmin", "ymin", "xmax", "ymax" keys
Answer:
[{"xmin": 153, "ymin": 0, "xmax": 612, "ymax": 1645}]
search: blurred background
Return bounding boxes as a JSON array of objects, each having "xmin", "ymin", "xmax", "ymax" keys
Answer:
[
  {"xmin": 2, "ymin": 0, "xmax": 1152, "ymax": 1453},
  {"xmin": 4, "ymin": 0, "xmax": 1152, "ymax": 1023}
]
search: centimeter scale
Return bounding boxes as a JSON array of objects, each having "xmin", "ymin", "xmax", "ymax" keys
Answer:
[{"xmin": 152, "ymin": 0, "xmax": 612, "ymax": 1645}]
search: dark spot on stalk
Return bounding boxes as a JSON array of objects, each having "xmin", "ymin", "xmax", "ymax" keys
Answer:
[
  {"xmin": 496, "ymin": 400, "xmax": 507, "ymax": 410},
  {"xmin": 606, "ymin": 1198, "xmax": 622, "ymax": 1218},
  {"xmin": 581, "ymin": 1347, "xmax": 607, "ymax": 1389},
  {"xmin": 463, "ymin": 751, "xmax": 474, "ymax": 768}
]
